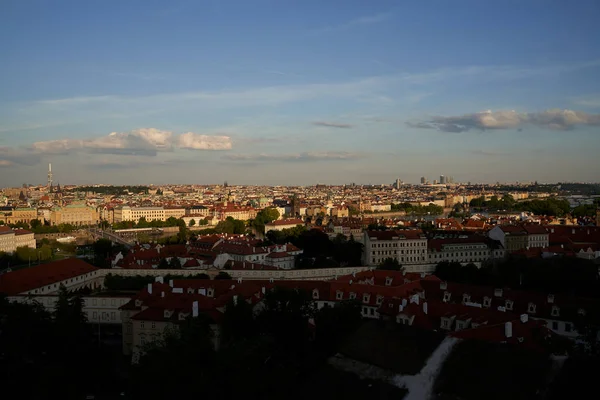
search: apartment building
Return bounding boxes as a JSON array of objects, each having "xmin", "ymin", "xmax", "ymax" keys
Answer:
[
  {"xmin": 114, "ymin": 206, "xmax": 165, "ymax": 223},
  {"xmin": 164, "ymin": 207, "xmax": 186, "ymax": 219},
  {"xmin": 0, "ymin": 227, "xmax": 35, "ymax": 253},
  {"xmin": 488, "ymin": 225, "xmax": 549, "ymax": 253},
  {"xmin": 428, "ymin": 237, "xmax": 505, "ymax": 264},
  {"xmin": 50, "ymin": 204, "xmax": 99, "ymax": 226},
  {"xmin": 364, "ymin": 230, "xmax": 428, "ymax": 266},
  {"xmin": 264, "ymin": 218, "xmax": 304, "ymax": 233}
]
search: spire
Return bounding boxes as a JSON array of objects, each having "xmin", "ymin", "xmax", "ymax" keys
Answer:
[{"xmin": 47, "ymin": 163, "xmax": 53, "ymax": 189}]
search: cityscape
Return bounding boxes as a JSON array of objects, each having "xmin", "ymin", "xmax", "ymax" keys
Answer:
[{"xmin": 1, "ymin": 1, "xmax": 600, "ymax": 399}]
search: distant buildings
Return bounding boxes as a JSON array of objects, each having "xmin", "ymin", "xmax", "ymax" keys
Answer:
[{"xmin": 264, "ymin": 218, "xmax": 305, "ymax": 233}]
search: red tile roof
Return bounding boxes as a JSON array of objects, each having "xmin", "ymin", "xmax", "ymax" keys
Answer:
[{"xmin": 0, "ymin": 258, "xmax": 99, "ymax": 295}]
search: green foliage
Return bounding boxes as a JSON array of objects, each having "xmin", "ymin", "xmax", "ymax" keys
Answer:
[
  {"xmin": 391, "ymin": 202, "xmax": 444, "ymax": 215},
  {"xmin": 215, "ymin": 271, "xmax": 232, "ymax": 280},
  {"xmin": 251, "ymin": 207, "xmax": 281, "ymax": 233},
  {"xmin": 377, "ymin": 257, "xmax": 403, "ymax": 271},
  {"xmin": 470, "ymin": 195, "xmax": 571, "ymax": 216},
  {"xmin": 189, "ymin": 219, "xmax": 196, "ymax": 227},
  {"xmin": 572, "ymin": 203, "xmax": 598, "ymax": 218},
  {"xmin": 169, "ymin": 257, "xmax": 182, "ymax": 269},
  {"xmin": 315, "ymin": 300, "xmax": 363, "ymax": 353},
  {"xmin": 215, "ymin": 217, "xmax": 246, "ymax": 234},
  {"xmin": 435, "ymin": 257, "xmax": 600, "ymax": 298}
]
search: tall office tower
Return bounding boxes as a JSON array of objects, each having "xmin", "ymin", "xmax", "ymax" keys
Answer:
[
  {"xmin": 440, "ymin": 175, "xmax": 446, "ymax": 184},
  {"xmin": 395, "ymin": 178, "xmax": 402, "ymax": 189},
  {"xmin": 47, "ymin": 163, "xmax": 53, "ymax": 189},
  {"xmin": 420, "ymin": 176, "xmax": 426, "ymax": 184}
]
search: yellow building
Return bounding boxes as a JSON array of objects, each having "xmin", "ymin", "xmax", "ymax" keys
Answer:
[
  {"xmin": 114, "ymin": 206, "xmax": 165, "ymax": 223},
  {"xmin": 0, "ymin": 208, "xmax": 38, "ymax": 225},
  {"xmin": 50, "ymin": 204, "xmax": 99, "ymax": 226},
  {"xmin": 164, "ymin": 208, "xmax": 186, "ymax": 219}
]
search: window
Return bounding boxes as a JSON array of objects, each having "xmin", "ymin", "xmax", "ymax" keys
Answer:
[
  {"xmin": 111, "ymin": 299, "xmax": 116, "ymax": 306},
  {"xmin": 505, "ymin": 300, "xmax": 514, "ymax": 310},
  {"xmin": 528, "ymin": 303, "xmax": 536, "ymax": 313},
  {"xmin": 483, "ymin": 297, "xmax": 491, "ymax": 308},
  {"xmin": 349, "ymin": 292, "xmax": 356, "ymax": 300},
  {"xmin": 140, "ymin": 335, "xmax": 146, "ymax": 346},
  {"xmin": 551, "ymin": 306, "xmax": 560, "ymax": 317},
  {"xmin": 151, "ymin": 322, "xmax": 156, "ymax": 329},
  {"xmin": 336, "ymin": 291, "xmax": 343, "ymax": 300},
  {"xmin": 552, "ymin": 321, "xmax": 558, "ymax": 330},
  {"xmin": 565, "ymin": 323, "xmax": 572, "ymax": 333},
  {"xmin": 376, "ymin": 296, "xmax": 383, "ymax": 305},
  {"xmin": 441, "ymin": 319, "xmax": 450, "ymax": 329},
  {"xmin": 93, "ymin": 311, "xmax": 97, "ymax": 319},
  {"xmin": 140, "ymin": 321, "xmax": 145, "ymax": 329},
  {"xmin": 102, "ymin": 299, "xmax": 106, "ymax": 306}
]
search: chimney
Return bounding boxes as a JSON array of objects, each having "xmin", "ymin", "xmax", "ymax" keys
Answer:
[
  {"xmin": 233, "ymin": 295, "xmax": 238, "ymax": 305},
  {"xmin": 261, "ymin": 286, "xmax": 266, "ymax": 294},
  {"xmin": 505, "ymin": 321, "xmax": 513, "ymax": 338},
  {"xmin": 161, "ymin": 291, "xmax": 165, "ymax": 298},
  {"xmin": 199, "ymin": 288, "xmax": 206, "ymax": 296},
  {"xmin": 520, "ymin": 314, "xmax": 528, "ymax": 323},
  {"xmin": 547, "ymin": 294, "xmax": 554, "ymax": 304},
  {"xmin": 192, "ymin": 300, "xmax": 198, "ymax": 317},
  {"xmin": 423, "ymin": 302, "xmax": 428, "ymax": 315},
  {"xmin": 147, "ymin": 283, "xmax": 153, "ymax": 294},
  {"xmin": 155, "ymin": 276, "xmax": 163, "ymax": 284},
  {"xmin": 401, "ymin": 298, "xmax": 408, "ymax": 307},
  {"xmin": 169, "ymin": 279, "xmax": 174, "ymax": 287}
]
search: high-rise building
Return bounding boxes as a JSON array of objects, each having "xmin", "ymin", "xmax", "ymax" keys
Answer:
[
  {"xmin": 395, "ymin": 178, "xmax": 402, "ymax": 189},
  {"xmin": 420, "ymin": 176, "xmax": 426, "ymax": 184},
  {"xmin": 440, "ymin": 175, "xmax": 446, "ymax": 184},
  {"xmin": 47, "ymin": 163, "xmax": 53, "ymax": 190}
]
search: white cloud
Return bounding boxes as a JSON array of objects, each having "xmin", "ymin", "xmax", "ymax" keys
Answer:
[
  {"xmin": 178, "ymin": 132, "xmax": 232, "ymax": 150},
  {"xmin": 409, "ymin": 109, "xmax": 600, "ymax": 132},
  {"xmin": 29, "ymin": 128, "xmax": 231, "ymax": 157},
  {"xmin": 312, "ymin": 121, "xmax": 354, "ymax": 129},
  {"xmin": 222, "ymin": 151, "xmax": 362, "ymax": 162},
  {"xmin": 307, "ymin": 12, "xmax": 392, "ymax": 35}
]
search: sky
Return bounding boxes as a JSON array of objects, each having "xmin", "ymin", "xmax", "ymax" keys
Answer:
[{"xmin": 1, "ymin": 0, "xmax": 600, "ymax": 186}]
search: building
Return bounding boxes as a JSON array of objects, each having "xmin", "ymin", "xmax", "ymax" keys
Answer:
[
  {"xmin": 363, "ymin": 230, "xmax": 428, "ymax": 267},
  {"xmin": 488, "ymin": 225, "xmax": 549, "ymax": 253},
  {"xmin": 427, "ymin": 237, "xmax": 505, "ymax": 264},
  {"xmin": 0, "ymin": 258, "xmax": 101, "ymax": 295},
  {"xmin": 164, "ymin": 207, "xmax": 186, "ymax": 220},
  {"xmin": 114, "ymin": 206, "xmax": 166, "ymax": 223},
  {"xmin": 0, "ymin": 226, "xmax": 35, "ymax": 253},
  {"xmin": 420, "ymin": 177, "xmax": 426, "ymax": 184},
  {"xmin": 440, "ymin": 175, "xmax": 446, "ymax": 184},
  {"xmin": 0, "ymin": 207, "xmax": 38, "ymax": 225},
  {"xmin": 50, "ymin": 204, "xmax": 99, "ymax": 226},
  {"xmin": 264, "ymin": 218, "xmax": 304, "ymax": 233}
]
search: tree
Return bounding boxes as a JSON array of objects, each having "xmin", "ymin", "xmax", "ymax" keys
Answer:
[
  {"xmin": 215, "ymin": 271, "xmax": 232, "ymax": 280},
  {"xmin": 30, "ymin": 219, "xmax": 42, "ymax": 230},
  {"xmin": 157, "ymin": 258, "xmax": 169, "ymax": 269},
  {"xmin": 169, "ymin": 257, "xmax": 182, "ymax": 269},
  {"xmin": 93, "ymin": 238, "xmax": 113, "ymax": 267},
  {"xmin": 315, "ymin": 300, "xmax": 362, "ymax": 354},
  {"xmin": 377, "ymin": 257, "xmax": 403, "ymax": 271},
  {"xmin": 189, "ymin": 219, "xmax": 196, "ymax": 227}
]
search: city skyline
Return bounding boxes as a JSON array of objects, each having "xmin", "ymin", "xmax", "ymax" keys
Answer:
[{"xmin": 1, "ymin": 0, "xmax": 600, "ymax": 186}]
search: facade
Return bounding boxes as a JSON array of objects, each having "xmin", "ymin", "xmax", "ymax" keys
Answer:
[
  {"xmin": 114, "ymin": 206, "xmax": 166, "ymax": 223},
  {"xmin": 363, "ymin": 230, "xmax": 428, "ymax": 267},
  {"xmin": 264, "ymin": 218, "xmax": 304, "ymax": 233},
  {"xmin": 0, "ymin": 207, "xmax": 38, "ymax": 225},
  {"xmin": 50, "ymin": 204, "xmax": 99, "ymax": 226},
  {"xmin": 428, "ymin": 237, "xmax": 505, "ymax": 264},
  {"xmin": 488, "ymin": 225, "xmax": 549, "ymax": 253},
  {"xmin": 0, "ymin": 227, "xmax": 35, "ymax": 253},
  {"xmin": 164, "ymin": 208, "xmax": 186, "ymax": 219}
]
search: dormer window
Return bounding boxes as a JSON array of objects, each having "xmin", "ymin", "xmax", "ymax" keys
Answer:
[
  {"xmin": 551, "ymin": 306, "xmax": 560, "ymax": 317},
  {"xmin": 336, "ymin": 290, "xmax": 343, "ymax": 300},
  {"xmin": 187, "ymin": 288, "xmax": 194, "ymax": 294},
  {"xmin": 440, "ymin": 281, "xmax": 448, "ymax": 290},
  {"xmin": 462, "ymin": 294, "xmax": 471, "ymax": 304},
  {"xmin": 178, "ymin": 312, "xmax": 186, "ymax": 321},
  {"xmin": 578, "ymin": 308, "xmax": 586, "ymax": 316},
  {"xmin": 388, "ymin": 302, "xmax": 394, "ymax": 308},
  {"xmin": 483, "ymin": 297, "xmax": 491, "ymax": 308},
  {"xmin": 363, "ymin": 294, "xmax": 371, "ymax": 304},
  {"xmin": 164, "ymin": 310, "xmax": 173, "ymax": 319},
  {"xmin": 312, "ymin": 289, "xmax": 319, "ymax": 299},
  {"xmin": 376, "ymin": 295, "xmax": 384, "ymax": 305},
  {"xmin": 494, "ymin": 288, "xmax": 503, "ymax": 297},
  {"xmin": 505, "ymin": 300, "xmax": 514, "ymax": 310},
  {"xmin": 443, "ymin": 291, "xmax": 451, "ymax": 302},
  {"xmin": 349, "ymin": 292, "xmax": 357, "ymax": 300},
  {"xmin": 385, "ymin": 277, "xmax": 393, "ymax": 286},
  {"xmin": 528, "ymin": 302, "xmax": 536, "ymax": 314},
  {"xmin": 547, "ymin": 294, "xmax": 555, "ymax": 304},
  {"xmin": 135, "ymin": 299, "xmax": 142, "ymax": 307},
  {"xmin": 207, "ymin": 288, "xmax": 214, "ymax": 297}
]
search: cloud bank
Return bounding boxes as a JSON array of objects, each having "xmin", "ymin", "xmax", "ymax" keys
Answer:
[
  {"xmin": 312, "ymin": 121, "xmax": 354, "ymax": 129},
  {"xmin": 223, "ymin": 151, "xmax": 362, "ymax": 162},
  {"xmin": 408, "ymin": 109, "xmax": 600, "ymax": 133},
  {"xmin": 30, "ymin": 128, "xmax": 231, "ymax": 156}
]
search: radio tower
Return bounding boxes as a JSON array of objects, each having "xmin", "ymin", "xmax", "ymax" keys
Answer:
[{"xmin": 47, "ymin": 163, "xmax": 53, "ymax": 189}]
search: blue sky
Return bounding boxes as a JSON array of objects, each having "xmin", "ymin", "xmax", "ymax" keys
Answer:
[{"xmin": 1, "ymin": 0, "xmax": 600, "ymax": 186}]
